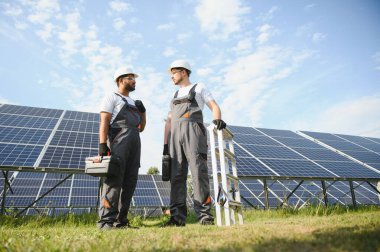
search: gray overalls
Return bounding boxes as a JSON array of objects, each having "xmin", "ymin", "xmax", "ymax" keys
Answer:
[
  {"xmin": 98, "ymin": 93, "xmax": 141, "ymax": 226},
  {"xmin": 169, "ymin": 84, "xmax": 213, "ymax": 223}
]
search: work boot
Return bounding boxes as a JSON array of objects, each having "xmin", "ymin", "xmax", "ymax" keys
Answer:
[
  {"xmin": 199, "ymin": 217, "xmax": 214, "ymax": 226},
  {"xmin": 98, "ymin": 222, "xmax": 114, "ymax": 231},
  {"xmin": 115, "ymin": 220, "xmax": 139, "ymax": 229},
  {"xmin": 162, "ymin": 217, "xmax": 185, "ymax": 227}
]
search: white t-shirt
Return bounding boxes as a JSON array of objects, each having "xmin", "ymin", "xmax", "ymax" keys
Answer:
[
  {"xmin": 172, "ymin": 83, "xmax": 214, "ymax": 110},
  {"xmin": 100, "ymin": 92, "xmax": 136, "ymax": 124}
]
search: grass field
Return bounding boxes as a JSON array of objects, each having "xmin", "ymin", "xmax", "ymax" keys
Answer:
[{"xmin": 1, "ymin": 206, "xmax": 379, "ymax": 251}]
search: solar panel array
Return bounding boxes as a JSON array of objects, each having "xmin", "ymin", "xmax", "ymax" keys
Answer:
[
  {"xmin": 228, "ymin": 126, "xmax": 380, "ymax": 179},
  {"xmin": 1, "ymin": 104, "xmax": 379, "ymax": 214},
  {"xmin": 300, "ymin": 131, "xmax": 380, "ymax": 172},
  {"xmin": 2, "ymin": 171, "xmax": 377, "ymax": 215},
  {"xmin": 0, "ymin": 172, "xmax": 171, "ymax": 213},
  {"xmin": 0, "ymin": 104, "xmax": 98, "ymax": 171}
]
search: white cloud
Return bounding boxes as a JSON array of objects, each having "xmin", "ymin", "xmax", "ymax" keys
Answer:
[
  {"xmin": 312, "ymin": 32, "xmax": 326, "ymax": 43},
  {"xmin": 157, "ymin": 23, "xmax": 175, "ymax": 31},
  {"xmin": 219, "ymin": 46, "xmax": 312, "ymax": 126},
  {"xmin": 109, "ymin": 0, "xmax": 132, "ymax": 12},
  {"xmin": 14, "ymin": 21, "xmax": 28, "ymax": 30},
  {"xmin": 373, "ymin": 51, "xmax": 380, "ymax": 71},
  {"xmin": 36, "ymin": 23, "xmax": 54, "ymax": 42},
  {"xmin": 289, "ymin": 95, "xmax": 380, "ymax": 137},
  {"xmin": 296, "ymin": 23, "xmax": 312, "ymax": 37},
  {"xmin": 0, "ymin": 96, "xmax": 13, "ymax": 104},
  {"xmin": 57, "ymin": 11, "xmax": 83, "ymax": 64},
  {"xmin": 0, "ymin": 21, "xmax": 25, "ymax": 41},
  {"xmin": 197, "ymin": 67, "xmax": 213, "ymax": 77},
  {"xmin": 123, "ymin": 31, "xmax": 143, "ymax": 43},
  {"xmin": 257, "ymin": 6, "xmax": 278, "ymax": 21},
  {"xmin": 2, "ymin": 3, "xmax": 23, "ymax": 17},
  {"xmin": 163, "ymin": 47, "xmax": 176, "ymax": 57},
  {"xmin": 26, "ymin": 0, "xmax": 60, "ymax": 24},
  {"xmin": 195, "ymin": 0, "xmax": 250, "ymax": 39},
  {"xmin": 256, "ymin": 24, "xmax": 276, "ymax": 45},
  {"xmin": 177, "ymin": 32, "xmax": 192, "ymax": 43},
  {"xmin": 232, "ymin": 38, "xmax": 252, "ymax": 53},
  {"xmin": 130, "ymin": 17, "xmax": 139, "ymax": 24},
  {"xmin": 305, "ymin": 4, "xmax": 316, "ymax": 11},
  {"xmin": 113, "ymin": 17, "xmax": 126, "ymax": 31}
]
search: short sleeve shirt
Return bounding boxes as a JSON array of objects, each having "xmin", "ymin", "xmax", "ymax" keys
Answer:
[
  {"xmin": 172, "ymin": 83, "xmax": 214, "ymax": 110},
  {"xmin": 100, "ymin": 92, "xmax": 136, "ymax": 124}
]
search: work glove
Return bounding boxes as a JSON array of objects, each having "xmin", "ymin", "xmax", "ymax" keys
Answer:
[
  {"xmin": 135, "ymin": 100, "xmax": 146, "ymax": 113},
  {"xmin": 213, "ymin": 119, "xmax": 227, "ymax": 130},
  {"xmin": 99, "ymin": 143, "xmax": 110, "ymax": 157},
  {"xmin": 163, "ymin": 144, "xmax": 169, "ymax": 155}
]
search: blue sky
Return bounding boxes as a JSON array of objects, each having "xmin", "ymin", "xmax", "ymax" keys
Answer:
[{"xmin": 1, "ymin": 0, "xmax": 379, "ymax": 173}]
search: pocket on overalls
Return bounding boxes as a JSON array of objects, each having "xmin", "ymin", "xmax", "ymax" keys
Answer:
[
  {"xmin": 109, "ymin": 128, "xmax": 122, "ymax": 143},
  {"xmin": 107, "ymin": 155, "xmax": 121, "ymax": 177},
  {"xmin": 196, "ymin": 122, "xmax": 206, "ymax": 136}
]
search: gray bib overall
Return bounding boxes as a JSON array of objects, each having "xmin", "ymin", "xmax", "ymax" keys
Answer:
[
  {"xmin": 169, "ymin": 84, "xmax": 213, "ymax": 223},
  {"xmin": 98, "ymin": 93, "xmax": 141, "ymax": 226}
]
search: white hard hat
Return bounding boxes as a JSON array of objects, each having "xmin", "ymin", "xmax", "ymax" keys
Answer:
[
  {"xmin": 168, "ymin": 59, "xmax": 192, "ymax": 72},
  {"xmin": 113, "ymin": 66, "xmax": 139, "ymax": 82}
]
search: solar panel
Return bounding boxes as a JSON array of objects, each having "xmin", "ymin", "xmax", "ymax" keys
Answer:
[
  {"xmin": 366, "ymin": 137, "xmax": 380, "ymax": 144},
  {"xmin": 0, "ymin": 104, "xmax": 63, "ymax": 118},
  {"xmin": 0, "ymin": 127, "xmax": 51, "ymax": 145},
  {"xmin": 0, "ymin": 114, "xmax": 59, "ymax": 129},
  {"xmin": 39, "ymin": 147, "xmax": 97, "ymax": 169},
  {"xmin": 235, "ymin": 157, "xmax": 276, "ymax": 176},
  {"xmin": 152, "ymin": 175, "xmax": 170, "ymax": 206},
  {"xmin": 300, "ymin": 131, "xmax": 380, "ymax": 173},
  {"xmin": 0, "ymin": 104, "xmax": 98, "ymax": 172},
  {"xmin": 231, "ymin": 127, "xmax": 340, "ymax": 179},
  {"xmin": 1, "ymin": 104, "xmax": 379, "ymax": 213},
  {"xmin": 1, "ymin": 172, "xmax": 171, "ymax": 212},
  {"xmin": 133, "ymin": 175, "xmax": 162, "ymax": 207},
  {"xmin": 259, "ymin": 129, "xmax": 380, "ymax": 179},
  {"xmin": 0, "ymin": 144, "xmax": 43, "ymax": 167}
]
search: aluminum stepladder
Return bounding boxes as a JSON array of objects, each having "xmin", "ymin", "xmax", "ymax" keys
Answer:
[{"xmin": 207, "ymin": 124, "xmax": 243, "ymax": 226}]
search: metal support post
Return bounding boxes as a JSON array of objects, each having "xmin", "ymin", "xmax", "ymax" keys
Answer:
[
  {"xmin": 321, "ymin": 180, "xmax": 328, "ymax": 207},
  {"xmin": 349, "ymin": 181, "xmax": 357, "ymax": 208},
  {"xmin": 263, "ymin": 179, "xmax": 269, "ymax": 210},
  {"xmin": 1, "ymin": 171, "xmax": 8, "ymax": 214}
]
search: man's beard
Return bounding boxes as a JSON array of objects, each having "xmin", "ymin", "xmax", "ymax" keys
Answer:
[
  {"xmin": 125, "ymin": 84, "xmax": 135, "ymax": 91},
  {"xmin": 173, "ymin": 76, "xmax": 182, "ymax": 85}
]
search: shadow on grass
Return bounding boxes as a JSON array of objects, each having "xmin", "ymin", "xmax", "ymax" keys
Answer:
[
  {"xmin": 229, "ymin": 226, "xmax": 380, "ymax": 252},
  {"xmin": 143, "ymin": 211, "xmax": 200, "ymax": 228}
]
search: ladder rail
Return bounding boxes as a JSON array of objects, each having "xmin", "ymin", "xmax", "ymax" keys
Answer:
[
  {"xmin": 208, "ymin": 124, "xmax": 244, "ymax": 226},
  {"xmin": 228, "ymin": 138, "xmax": 243, "ymax": 225},
  {"xmin": 208, "ymin": 125, "xmax": 222, "ymax": 226},
  {"xmin": 217, "ymin": 129, "xmax": 231, "ymax": 226}
]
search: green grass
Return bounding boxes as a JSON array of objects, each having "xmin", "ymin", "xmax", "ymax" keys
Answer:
[{"xmin": 1, "ymin": 206, "xmax": 379, "ymax": 252}]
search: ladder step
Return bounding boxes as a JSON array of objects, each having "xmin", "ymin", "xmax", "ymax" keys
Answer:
[
  {"xmin": 226, "ymin": 174, "xmax": 239, "ymax": 182},
  {"xmin": 215, "ymin": 148, "xmax": 235, "ymax": 161},
  {"xmin": 214, "ymin": 127, "xmax": 234, "ymax": 140},
  {"xmin": 229, "ymin": 200, "xmax": 242, "ymax": 207}
]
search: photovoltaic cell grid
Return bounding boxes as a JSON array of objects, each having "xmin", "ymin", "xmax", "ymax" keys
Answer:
[
  {"xmin": 0, "ymin": 104, "xmax": 98, "ymax": 170},
  {"xmin": 230, "ymin": 126, "xmax": 337, "ymax": 178},
  {"xmin": 301, "ymin": 131, "xmax": 380, "ymax": 172},
  {"xmin": 1, "ymin": 104, "xmax": 379, "ymax": 212},
  {"xmin": 256, "ymin": 128, "xmax": 380, "ymax": 179},
  {"xmin": 133, "ymin": 175, "xmax": 162, "ymax": 207},
  {"xmin": 38, "ymin": 109, "xmax": 99, "ymax": 170},
  {"xmin": 0, "ymin": 172, "xmax": 172, "ymax": 209}
]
